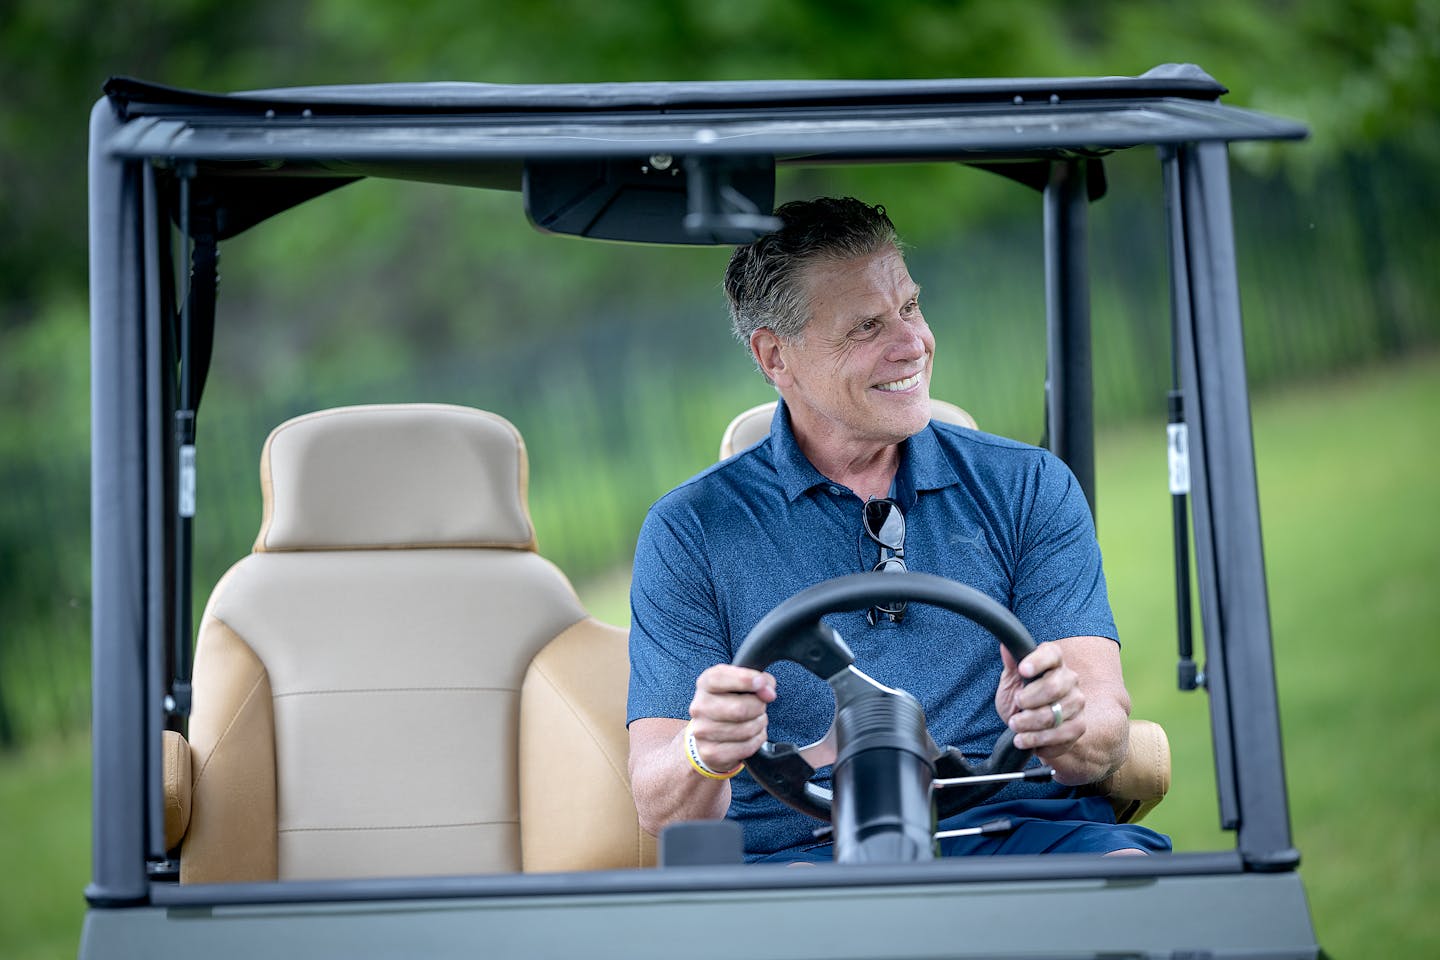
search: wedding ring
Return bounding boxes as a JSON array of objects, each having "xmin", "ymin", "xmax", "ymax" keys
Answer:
[{"xmin": 1050, "ymin": 702, "xmax": 1064, "ymax": 728}]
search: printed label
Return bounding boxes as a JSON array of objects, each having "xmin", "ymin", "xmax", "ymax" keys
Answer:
[
  {"xmin": 179, "ymin": 445, "xmax": 196, "ymax": 518},
  {"xmin": 1167, "ymin": 424, "xmax": 1190, "ymax": 495}
]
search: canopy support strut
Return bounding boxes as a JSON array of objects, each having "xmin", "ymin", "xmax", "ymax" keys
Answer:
[
  {"xmin": 1043, "ymin": 159, "xmax": 1096, "ymax": 519},
  {"xmin": 167, "ymin": 168, "xmax": 219, "ymax": 722}
]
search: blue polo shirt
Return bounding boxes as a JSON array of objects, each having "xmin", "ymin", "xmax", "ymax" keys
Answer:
[{"xmin": 627, "ymin": 400, "xmax": 1119, "ymax": 859}]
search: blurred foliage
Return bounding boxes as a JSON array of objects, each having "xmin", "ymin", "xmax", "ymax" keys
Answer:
[
  {"xmin": 3, "ymin": 0, "xmax": 1438, "ymax": 326},
  {"xmin": 2, "ymin": 0, "xmax": 1439, "ymax": 750}
]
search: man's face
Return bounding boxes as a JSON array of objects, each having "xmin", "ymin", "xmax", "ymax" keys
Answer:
[{"xmin": 757, "ymin": 245, "xmax": 935, "ymax": 451}]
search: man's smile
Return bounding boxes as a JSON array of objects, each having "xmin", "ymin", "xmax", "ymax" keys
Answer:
[{"xmin": 874, "ymin": 370, "xmax": 925, "ymax": 392}]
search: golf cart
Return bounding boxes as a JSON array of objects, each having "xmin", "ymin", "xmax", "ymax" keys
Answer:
[{"xmin": 82, "ymin": 64, "xmax": 1319, "ymax": 957}]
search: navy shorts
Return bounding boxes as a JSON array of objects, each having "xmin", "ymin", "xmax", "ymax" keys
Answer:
[{"xmin": 752, "ymin": 796, "xmax": 1172, "ymax": 863}]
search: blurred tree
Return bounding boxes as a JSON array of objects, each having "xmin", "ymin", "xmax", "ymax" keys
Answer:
[
  {"xmin": 5, "ymin": 0, "xmax": 1434, "ymax": 334},
  {"xmin": 1078, "ymin": 0, "xmax": 1440, "ymax": 170},
  {"xmin": 0, "ymin": 0, "xmax": 317, "ymax": 329}
]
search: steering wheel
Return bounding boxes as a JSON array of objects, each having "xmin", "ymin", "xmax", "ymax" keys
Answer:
[{"xmin": 732, "ymin": 571, "xmax": 1040, "ymax": 826}]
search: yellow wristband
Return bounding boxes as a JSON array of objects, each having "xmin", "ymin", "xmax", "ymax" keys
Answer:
[{"xmin": 684, "ymin": 722, "xmax": 744, "ymax": 780}]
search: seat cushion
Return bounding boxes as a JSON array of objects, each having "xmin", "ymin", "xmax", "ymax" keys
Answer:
[
  {"xmin": 180, "ymin": 403, "xmax": 647, "ymax": 882},
  {"xmin": 186, "ymin": 549, "xmax": 587, "ymax": 881},
  {"xmin": 520, "ymin": 618, "xmax": 656, "ymax": 871}
]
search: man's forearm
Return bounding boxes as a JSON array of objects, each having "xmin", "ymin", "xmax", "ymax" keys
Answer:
[
  {"xmin": 1023, "ymin": 636, "xmax": 1133, "ymax": 787},
  {"xmin": 1044, "ymin": 689, "xmax": 1131, "ymax": 786},
  {"xmin": 628, "ymin": 718, "xmax": 733, "ymax": 836}
]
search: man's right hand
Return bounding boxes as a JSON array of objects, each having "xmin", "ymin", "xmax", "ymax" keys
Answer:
[
  {"xmin": 628, "ymin": 665, "xmax": 778, "ymax": 836},
  {"xmin": 687, "ymin": 664, "xmax": 777, "ymax": 775}
]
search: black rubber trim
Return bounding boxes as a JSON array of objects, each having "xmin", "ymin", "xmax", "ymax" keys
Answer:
[{"xmin": 142, "ymin": 851, "xmax": 1250, "ymax": 909}]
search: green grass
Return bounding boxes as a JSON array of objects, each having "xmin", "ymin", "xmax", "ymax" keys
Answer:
[
  {"xmin": 0, "ymin": 734, "xmax": 89, "ymax": 960},
  {"xmin": 1098, "ymin": 352, "xmax": 1440, "ymax": 956},
  {"xmin": 3, "ymin": 354, "xmax": 1436, "ymax": 957}
]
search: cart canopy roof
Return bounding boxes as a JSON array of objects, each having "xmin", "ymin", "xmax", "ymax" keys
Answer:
[{"xmin": 99, "ymin": 63, "xmax": 1306, "ymax": 243}]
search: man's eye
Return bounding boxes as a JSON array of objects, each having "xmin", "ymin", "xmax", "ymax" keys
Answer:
[
  {"xmin": 903, "ymin": 299, "xmax": 920, "ymax": 314},
  {"xmin": 853, "ymin": 319, "xmax": 881, "ymax": 337}
]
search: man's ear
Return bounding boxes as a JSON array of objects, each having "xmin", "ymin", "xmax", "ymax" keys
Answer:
[{"xmin": 750, "ymin": 328, "xmax": 790, "ymax": 386}]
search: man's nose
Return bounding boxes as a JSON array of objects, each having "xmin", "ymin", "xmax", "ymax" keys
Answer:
[{"xmin": 884, "ymin": 317, "xmax": 927, "ymax": 360}]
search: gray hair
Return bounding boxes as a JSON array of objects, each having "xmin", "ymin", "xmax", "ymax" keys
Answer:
[{"xmin": 723, "ymin": 197, "xmax": 900, "ymax": 353}]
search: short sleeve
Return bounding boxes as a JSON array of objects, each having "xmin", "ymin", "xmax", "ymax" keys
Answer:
[
  {"xmin": 1010, "ymin": 453, "xmax": 1118, "ymax": 645},
  {"xmin": 626, "ymin": 497, "xmax": 731, "ymax": 725}
]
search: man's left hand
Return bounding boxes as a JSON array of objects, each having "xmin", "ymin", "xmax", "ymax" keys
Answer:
[{"xmin": 996, "ymin": 643, "xmax": 1087, "ymax": 759}]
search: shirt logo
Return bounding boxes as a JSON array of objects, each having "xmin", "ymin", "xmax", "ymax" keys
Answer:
[{"xmin": 948, "ymin": 522, "xmax": 985, "ymax": 549}]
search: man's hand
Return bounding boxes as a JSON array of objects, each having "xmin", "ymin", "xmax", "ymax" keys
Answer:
[
  {"xmin": 995, "ymin": 642, "xmax": 1086, "ymax": 761},
  {"xmin": 994, "ymin": 636, "xmax": 1131, "ymax": 787},
  {"xmin": 688, "ymin": 664, "xmax": 778, "ymax": 774},
  {"xmin": 629, "ymin": 664, "xmax": 778, "ymax": 837}
]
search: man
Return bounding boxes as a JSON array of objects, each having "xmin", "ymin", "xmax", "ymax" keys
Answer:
[{"xmin": 627, "ymin": 197, "xmax": 1169, "ymax": 862}]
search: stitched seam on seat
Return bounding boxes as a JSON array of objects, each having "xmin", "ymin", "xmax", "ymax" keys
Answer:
[
  {"xmin": 272, "ymin": 686, "xmax": 516, "ymax": 698},
  {"xmin": 260, "ymin": 539, "xmax": 534, "ymax": 553},
  {"xmin": 529, "ymin": 657, "xmax": 628, "ymax": 786},
  {"xmin": 191, "ymin": 669, "xmax": 269, "ymax": 788},
  {"xmin": 164, "ymin": 735, "xmax": 184, "ymax": 831},
  {"xmin": 526, "ymin": 659, "xmax": 646, "ymax": 866},
  {"xmin": 279, "ymin": 820, "xmax": 516, "ymax": 834},
  {"xmin": 1142, "ymin": 727, "xmax": 1164, "ymax": 795}
]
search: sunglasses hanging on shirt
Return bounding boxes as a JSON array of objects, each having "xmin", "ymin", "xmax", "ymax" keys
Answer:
[{"xmin": 863, "ymin": 497, "xmax": 907, "ymax": 625}]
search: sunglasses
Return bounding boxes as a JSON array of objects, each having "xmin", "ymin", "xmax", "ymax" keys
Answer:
[{"xmin": 863, "ymin": 497, "xmax": 906, "ymax": 624}]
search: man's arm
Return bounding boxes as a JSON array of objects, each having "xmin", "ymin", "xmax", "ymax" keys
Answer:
[
  {"xmin": 999, "ymin": 451, "xmax": 1132, "ymax": 786},
  {"xmin": 628, "ymin": 665, "xmax": 777, "ymax": 837},
  {"xmin": 995, "ymin": 635, "xmax": 1132, "ymax": 786}
]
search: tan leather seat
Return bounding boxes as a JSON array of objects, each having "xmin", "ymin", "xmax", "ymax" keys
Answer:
[
  {"xmin": 716, "ymin": 399, "xmax": 1170, "ymax": 824},
  {"xmin": 163, "ymin": 404, "xmax": 653, "ymax": 881}
]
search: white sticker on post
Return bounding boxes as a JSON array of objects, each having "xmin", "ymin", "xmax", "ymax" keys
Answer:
[
  {"xmin": 1167, "ymin": 423, "xmax": 1190, "ymax": 495},
  {"xmin": 179, "ymin": 444, "xmax": 196, "ymax": 518}
]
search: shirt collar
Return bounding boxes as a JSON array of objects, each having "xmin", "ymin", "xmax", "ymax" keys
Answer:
[
  {"xmin": 767, "ymin": 399, "xmax": 831, "ymax": 502},
  {"xmin": 767, "ymin": 399, "xmax": 961, "ymax": 504},
  {"xmin": 904, "ymin": 416, "xmax": 962, "ymax": 498}
]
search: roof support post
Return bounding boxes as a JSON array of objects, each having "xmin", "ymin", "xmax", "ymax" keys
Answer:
[
  {"xmin": 142, "ymin": 162, "xmax": 179, "ymax": 867},
  {"xmin": 1165, "ymin": 145, "xmax": 1238, "ymax": 835},
  {"xmin": 87, "ymin": 98, "xmax": 151, "ymax": 906},
  {"xmin": 1160, "ymin": 147, "xmax": 1201, "ymax": 697},
  {"xmin": 1043, "ymin": 159, "xmax": 1096, "ymax": 517},
  {"xmin": 1172, "ymin": 141, "xmax": 1297, "ymax": 870}
]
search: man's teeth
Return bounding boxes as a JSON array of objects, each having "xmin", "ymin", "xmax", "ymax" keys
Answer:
[{"xmin": 876, "ymin": 372, "xmax": 923, "ymax": 392}]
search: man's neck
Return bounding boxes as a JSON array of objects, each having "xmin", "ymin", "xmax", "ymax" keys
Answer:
[{"xmin": 795, "ymin": 433, "xmax": 902, "ymax": 502}]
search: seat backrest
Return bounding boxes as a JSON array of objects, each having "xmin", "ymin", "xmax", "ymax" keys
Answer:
[
  {"xmin": 718, "ymin": 397, "xmax": 978, "ymax": 460},
  {"xmin": 181, "ymin": 404, "xmax": 652, "ymax": 882}
]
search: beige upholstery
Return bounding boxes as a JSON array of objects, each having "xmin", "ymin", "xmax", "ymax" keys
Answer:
[
  {"xmin": 255, "ymin": 404, "xmax": 536, "ymax": 552},
  {"xmin": 161, "ymin": 730, "xmax": 192, "ymax": 851},
  {"xmin": 520, "ymin": 619, "xmax": 657, "ymax": 871},
  {"xmin": 716, "ymin": 399, "xmax": 1170, "ymax": 825},
  {"xmin": 1096, "ymin": 719, "xmax": 1171, "ymax": 824},
  {"xmin": 182, "ymin": 616, "xmax": 279, "ymax": 881},
  {"xmin": 719, "ymin": 397, "xmax": 978, "ymax": 460},
  {"xmin": 167, "ymin": 404, "xmax": 651, "ymax": 882}
]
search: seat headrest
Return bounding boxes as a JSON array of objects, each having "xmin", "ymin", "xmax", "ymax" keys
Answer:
[{"xmin": 253, "ymin": 404, "xmax": 537, "ymax": 552}]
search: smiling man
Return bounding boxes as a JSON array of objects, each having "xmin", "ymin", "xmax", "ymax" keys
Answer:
[{"xmin": 626, "ymin": 197, "xmax": 1169, "ymax": 862}]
